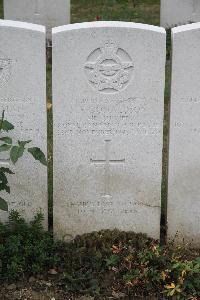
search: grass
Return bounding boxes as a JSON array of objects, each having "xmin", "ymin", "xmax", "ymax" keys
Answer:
[
  {"xmin": 71, "ymin": 0, "xmax": 160, "ymax": 25},
  {"xmin": 0, "ymin": 0, "xmax": 171, "ymax": 237},
  {"xmin": 0, "ymin": 0, "xmax": 160, "ymax": 28}
]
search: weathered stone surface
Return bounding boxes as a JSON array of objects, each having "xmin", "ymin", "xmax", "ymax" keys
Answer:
[
  {"xmin": 160, "ymin": 0, "xmax": 200, "ymax": 28},
  {"xmin": 53, "ymin": 22, "xmax": 166, "ymax": 240},
  {"xmin": 4, "ymin": 0, "xmax": 70, "ymax": 40},
  {"xmin": 0, "ymin": 20, "xmax": 47, "ymax": 227},
  {"xmin": 168, "ymin": 23, "xmax": 200, "ymax": 247}
]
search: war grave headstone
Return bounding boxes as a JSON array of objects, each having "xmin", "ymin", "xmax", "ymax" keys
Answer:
[
  {"xmin": 0, "ymin": 20, "xmax": 47, "ymax": 226},
  {"xmin": 168, "ymin": 23, "xmax": 200, "ymax": 247},
  {"xmin": 3, "ymin": 0, "xmax": 70, "ymax": 40},
  {"xmin": 53, "ymin": 22, "xmax": 166, "ymax": 240},
  {"xmin": 160, "ymin": 0, "xmax": 200, "ymax": 28}
]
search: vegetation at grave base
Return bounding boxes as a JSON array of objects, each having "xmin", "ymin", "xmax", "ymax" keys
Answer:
[
  {"xmin": 0, "ymin": 212, "xmax": 199, "ymax": 299},
  {"xmin": 0, "ymin": 111, "xmax": 47, "ymax": 212},
  {"xmin": 0, "ymin": 211, "xmax": 57, "ymax": 280}
]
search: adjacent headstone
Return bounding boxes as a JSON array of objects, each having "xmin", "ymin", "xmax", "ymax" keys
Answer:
[
  {"xmin": 160, "ymin": 0, "xmax": 200, "ymax": 28},
  {"xmin": 3, "ymin": 0, "xmax": 70, "ymax": 40},
  {"xmin": 0, "ymin": 20, "xmax": 47, "ymax": 226},
  {"xmin": 168, "ymin": 23, "xmax": 200, "ymax": 247},
  {"xmin": 53, "ymin": 22, "xmax": 166, "ymax": 240}
]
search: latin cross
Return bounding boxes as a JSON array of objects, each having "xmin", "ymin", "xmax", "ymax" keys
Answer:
[{"xmin": 90, "ymin": 140, "xmax": 125, "ymax": 199}]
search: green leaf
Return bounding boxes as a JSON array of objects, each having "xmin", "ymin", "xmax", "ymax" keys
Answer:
[
  {"xmin": 0, "ymin": 144, "xmax": 12, "ymax": 152},
  {"xmin": 0, "ymin": 197, "xmax": 8, "ymax": 211},
  {"xmin": 0, "ymin": 111, "xmax": 5, "ymax": 132},
  {"xmin": 10, "ymin": 146, "xmax": 25, "ymax": 164},
  {"xmin": 105, "ymin": 254, "xmax": 120, "ymax": 266},
  {"xmin": 0, "ymin": 137, "xmax": 12, "ymax": 144},
  {"xmin": 18, "ymin": 140, "xmax": 32, "ymax": 147},
  {"xmin": 1, "ymin": 120, "xmax": 14, "ymax": 132},
  {"xmin": 0, "ymin": 172, "xmax": 9, "ymax": 192},
  {"xmin": 0, "ymin": 167, "xmax": 14, "ymax": 175},
  {"xmin": 0, "ymin": 167, "xmax": 13, "ymax": 194},
  {"xmin": 28, "ymin": 147, "xmax": 47, "ymax": 166},
  {"xmin": 3, "ymin": 184, "xmax": 10, "ymax": 194}
]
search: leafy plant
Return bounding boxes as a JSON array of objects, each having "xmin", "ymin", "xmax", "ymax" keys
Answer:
[
  {"xmin": 0, "ymin": 211, "xmax": 57, "ymax": 280},
  {"xmin": 0, "ymin": 111, "xmax": 47, "ymax": 211},
  {"xmin": 0, "ymin": 218, "xmax": 199, "ymax": 298},
  {"xmin": 54, "ymin": 230, "xmax": 200, "ymax": 298}
]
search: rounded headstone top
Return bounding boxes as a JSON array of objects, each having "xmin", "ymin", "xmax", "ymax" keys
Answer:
[
  {"xmin": 172, "ymin": 22, "xmax": 200, "ymax": 34},
  {"xmin": 0, "ymin": 19, "xmax": 45, "ymax": 33},
  {"xmin": 52, "ymin": 21, "xmax": 165, "ymax": 35}
]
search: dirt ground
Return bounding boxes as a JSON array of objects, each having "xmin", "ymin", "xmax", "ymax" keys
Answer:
[
  {"xmin": 0, "ymin": 280, "xmax": 94, "ymax": 300},
  {"xmin": 0, "ymin": 279, "xmax": 162, "ymax": 300}
]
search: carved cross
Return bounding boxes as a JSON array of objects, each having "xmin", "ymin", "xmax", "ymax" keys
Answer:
[{"xmin": 90, "ymin": 140, "xmax": 125, "ymax": 199}]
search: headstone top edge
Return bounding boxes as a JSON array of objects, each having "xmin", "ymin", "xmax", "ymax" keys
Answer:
[
  {"xmin": 52, "ymin": 21, "xmax": 166, "ymax": 35},
  {"xmin": 172, "ymin": 22, "xmax": 200, "ymax": 34},
  {"xmin": 0, "ymin": 19, "xmax": 45, "ymax": 33}
]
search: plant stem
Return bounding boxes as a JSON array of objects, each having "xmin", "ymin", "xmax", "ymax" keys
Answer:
[{"xmin": 0, "ymin": 110, "xmax": 5, "ymax": 133}]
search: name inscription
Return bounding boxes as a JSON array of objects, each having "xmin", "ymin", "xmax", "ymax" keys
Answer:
[{"xmin": 57, "ymin": 96, "xmax": 161, "ymax": 136}]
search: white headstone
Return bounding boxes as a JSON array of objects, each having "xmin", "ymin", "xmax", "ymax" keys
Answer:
[
  {"xmin": 160, "ymin": 0, "xmax": 200, "ymax": 28},
  {"xmin": 53, "ymin": 22, "xmax": 166, "ymax": 240},
  {"xmin": 0, "ymin": 20, "xmax": 47, "ymax": 227},
  {"xmin": 168, "ymin": 23, "xmax": 200, "ymax": 247},
  {"xmin": 3, "ymin": 0, "xmax": 70, "ymax": 40}
]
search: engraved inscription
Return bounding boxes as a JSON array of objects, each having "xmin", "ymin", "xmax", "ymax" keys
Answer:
[
  {"xmin": 90, "ymin": 140, "xmax": 125, "ymax": 198},
  {"xmin": 174, "ymin": 97, "xmax": 200, "ymax": 134},
  {"xmin": 0, "ymin": 99, "xmax": 41, "ymax": 137},
  {"xmin": 67, "ymin": 199, "xmax": 138, "ymax": 216},
  {"xmin": 84, "ymin": 41, "xmax": 134, "ymax": 94},
  {"xmin": 0, "ymin": 52, "xmax": 12, "ymax": 88},
  {"xmin": 57, "ymin": 96, "xmax": 161, "ymax": 137}
]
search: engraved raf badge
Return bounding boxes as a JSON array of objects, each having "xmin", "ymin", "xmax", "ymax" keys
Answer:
[{"xmin": 84, "ymin": 40, "xmax": 134, "ymax": 94}]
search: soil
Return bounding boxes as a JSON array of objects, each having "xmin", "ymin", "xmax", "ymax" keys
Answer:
[
  {"xmin": 0, "ymin": 279, "xmax": 94, "ymax": 300},
  {"xmin": 0, "ymin": 279, "xmax": 165, "ymax": 300}
]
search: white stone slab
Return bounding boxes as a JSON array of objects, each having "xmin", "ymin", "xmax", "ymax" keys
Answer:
[
  {"xmin": 4, "ymin": 0, "xmax": 70, "ymax": 40},
  {"xmin": 160, "ymin": 0, "xmax": 200, "ymax": 28},
  {"xmin": 168, "ymin": 23, "xmax": 200, "ymax": 247},
  {"xmin": 53, "ymin": 22, "xmax": 166, "ymax": 240},
  {"xmin": 0, "ymin": 20, "xmax": 47, "ymax": 227}
]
